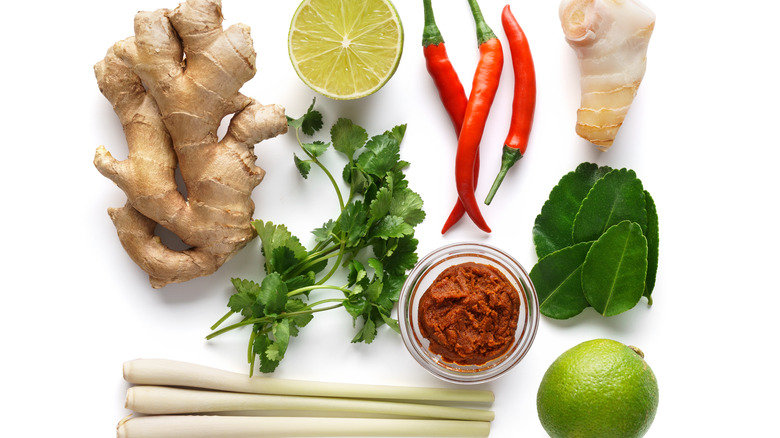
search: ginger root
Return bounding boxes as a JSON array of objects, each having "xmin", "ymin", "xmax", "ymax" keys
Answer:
[
  {"xmin": 559, "ymin": 0, "xmax": 655, "ymax": 150},
  {"xmin": 94, "ymin": 0, "xmax": 287, "ymax": 288}
]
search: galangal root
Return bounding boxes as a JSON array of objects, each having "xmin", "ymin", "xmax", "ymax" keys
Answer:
[
  {"xmin": 560, "ymin": 0, "xmax": 655, "ymax": 150},
  {"xmin": 94, "ymin": 0, "xmax": 288, "ymax": 288}
]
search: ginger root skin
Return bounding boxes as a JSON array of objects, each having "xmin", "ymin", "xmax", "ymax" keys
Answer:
[
  {"xmin": 94, "ymin": 0, "xmax": 288, "ymax": 288},
  {"xmin": 560, "ymin": 0, "xmax": 655, "ymax": 150}
]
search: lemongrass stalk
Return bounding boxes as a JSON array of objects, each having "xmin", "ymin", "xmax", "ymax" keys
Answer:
[
  {"xmin": 126, "ymin": 386, "xmax": 495, "ymax": 422},
  {"xmin": 123, "ymin": 359, "xmax": 494, "ymax": 403},
  {"xmin": 117, "ymin": 415, "xmax": 491, "ymax": 438}
]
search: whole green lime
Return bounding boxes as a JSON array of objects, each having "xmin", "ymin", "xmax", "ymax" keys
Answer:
[{"xmin": 537, "ymin": 339, "xmax": 659, "ymax": 438}]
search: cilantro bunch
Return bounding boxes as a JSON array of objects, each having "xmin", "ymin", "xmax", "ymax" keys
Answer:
[{"xmin": 207, "ymin": 101, "xmax": 425, "ymax": 375}]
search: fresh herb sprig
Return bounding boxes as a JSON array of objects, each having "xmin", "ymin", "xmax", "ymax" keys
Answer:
[{"xmin": 207, "ymin": 100, "xmax": 425, "ymax": 375}]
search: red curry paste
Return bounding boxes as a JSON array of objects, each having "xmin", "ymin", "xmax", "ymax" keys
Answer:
[{"xmin": 418, "ymin": 262, "xmax": 521, "ymax": 365}]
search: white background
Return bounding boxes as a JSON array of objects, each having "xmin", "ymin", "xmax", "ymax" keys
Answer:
[{"xmin": 2, "ymin": 0, "xmax": 778, "ymax": 436}]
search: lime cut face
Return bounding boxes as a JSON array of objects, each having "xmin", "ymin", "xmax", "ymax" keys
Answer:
[{"xmin": 288, "ymin": 0, "xmax": 404, "ymax": 100}]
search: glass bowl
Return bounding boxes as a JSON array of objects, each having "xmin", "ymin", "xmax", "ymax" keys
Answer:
[{"xmin": 398, "ymin": 242, "xmax": 539, "ymax": 384}]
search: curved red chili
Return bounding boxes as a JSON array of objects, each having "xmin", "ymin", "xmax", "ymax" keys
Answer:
[
  {"xmin": 422, "ymin": 0, "xmax": 467, "ymax": 134},
  {"xmin": 421, "ymin": 0, "xmax": 480, "ymax": 234},
  {"xmin": 454, "ymin": 0, "xmax": 503, "ymax": 233},
  {"xmin": 484, "ymin": 5, "xmax": 536, "ymax": 205}
]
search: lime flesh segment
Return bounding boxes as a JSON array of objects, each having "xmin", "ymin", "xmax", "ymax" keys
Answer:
[{"xmin": 288, "ymin": 0, "xmax": 404, "ymax": 100}]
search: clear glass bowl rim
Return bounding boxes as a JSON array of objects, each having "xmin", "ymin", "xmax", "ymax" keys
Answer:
[{"xmin": 398, "ymin": 242, "xmax": 540, "ymax": 384}]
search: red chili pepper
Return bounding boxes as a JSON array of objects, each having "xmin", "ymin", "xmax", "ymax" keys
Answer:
[
  {"xmin": 484, "ymin": 5, "xmax": 536, "ymax": 205},
  {"xmin": 454, "ymin": 0, "xmax": 503, "ymax": 233},
  {"xmin": 422, "ymin": 0, "xmax": 467, "ymax": 134},
  {"xmin": 421, "ymin": 0, "xmax": 479, "ymax": 234}
]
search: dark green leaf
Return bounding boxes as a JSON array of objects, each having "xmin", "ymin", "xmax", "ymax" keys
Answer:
[
  {"xmin": 572, "ymin": 168, "xmax": 647, "ymax": 244},
  {"xmin": 252, "ymin": 221, "xmax": 308, "ymax": 274},
  {"xmin": 582, "ymin": 221, "xmax": 648, "ymax": 316},
  {"xmin": 529, "ymin": 242, "xmax": 593, "ymax": 319},
  {"xmin": 643, "ymin": 190, "xmax": 659, "ymax": 301},
  {"xmin": 287, "ymin": 99, "xmax": 323, "ymax": 136},
  {"xmin": 253, "ymin": 335, "xmax": 280, "ymax": 374},
  {"xmin": 347, "ymin": 259, "xmax": 367, "ymax": 288},
  {"xmin": 342, "ymin": 161, "xmax": 371, "ymax": 195},
  {"xmin": 228, "ymin": 278, "xmax": 261, "ymax": 317},
  {"xmin": 258, "ymin": 273, "xmax": 288, "ymax": 315},
  {"xmin": 367, "ymin": 258, "xmax": 384, "ymax": 281},
  {"xmin": 382, "ymin": 273, "xmax": 405, "ymax": 302},
  {"xmin": 390, "ymin": 189, "xmax": 426, "ymax": 227},
  {"xmin": 380, "ymin": 312, "xmax": 401, "ymax": 334},
  {"xmin": 387, "ymin": 124, "xmax": 407, "ymax": 144},
  {"xmin": 331, "ymin": 118, "xmax": 367, "ymax": 160},
  {"xmin": 302, "ymin": 140, "xmax": 329, "ymax": 157},
  {"xmin": 378, "ymin": 236, "xmax": 419, "ymax": 276},
  {"xmin": 352, "ymin": 317, "xmax": 377, "ymax": 344},
  {"xmin": 285, "ymin": 298, "xmax": 314, "ymax": 334},
  {"xmin": 293, "ymin": 154, "xmax": 311, "ymax": 179},
  {"xmin": 533, "ymin": 163, "xmax": 613, "ymax": 258},
  {"xmin": 365, "ymin": 279, "xmax": 383, "ymax": 302},
  {"xmin": 369, "ymin": 187, "xmax": 393, "ymax": 221},
  {"xmin": 269, "ymin": 246, "xmax": 302, "ymax": 275},
  {"xmin": 284, "ymin": 272, "xmax": 316, "ymax": 292},
  {"xmin": 357, "ymin": 131, "xmax": 401, "ymax": 177},
  {"xmin": 338, "ymin": 201, "xmax": 369, "ymax": 247},
  {"xmin": 370, "ymin": 215, "xmax": 413, "ymax": 239},
  {"xmin": 344, "ymin": 296, "xmax": 369, "ymax": 319}
]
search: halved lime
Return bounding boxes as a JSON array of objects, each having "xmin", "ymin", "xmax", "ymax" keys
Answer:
[{"xmin": 288, "ymin": 0, "xmax": 404, "ymax": 100}]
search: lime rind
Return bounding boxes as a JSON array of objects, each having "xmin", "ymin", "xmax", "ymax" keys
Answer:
[{"xmin": 288, "ymin": 0, "xmax": 404, "ymax": 100}]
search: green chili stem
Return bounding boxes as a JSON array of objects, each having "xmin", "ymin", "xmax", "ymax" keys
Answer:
[
  {"xmin": 422, "ymin": 0, "xmax": 444, "ymax": 47},
  {"xmin": 484, "ymin": 145, "xmax": 522, "ymax": 205},
  {"xmin": 466, "ymin": 0, "xmax": 496, "ymax": 45}
]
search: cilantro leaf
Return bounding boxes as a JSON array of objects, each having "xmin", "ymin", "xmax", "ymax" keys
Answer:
[
  {"xmin": 311, "ymin": 220, "xmax": 336, "ymax": 243},
  {"xmin": 352, "ymin": 317, "xmax": 377, "ymax": 344},
  {"xmin": 252, "ymin": 221, "xmax": 308, "ymax": 274},
  {"xmin": 269, "ymin": 319, "xmax": 291, "ymax": 360},
  {"xmin": 302, "ymin": 140, "xmax": 329, "ymax": 158},
  {"xmin": 390, "ymin": 189, "xmax": 425, "ymax": 227},
  {"xmin": 374, "ymin": 236, "xmax": 419, "ymax": 276},
  {"xmin": 269, "ymin": 246, "xmax": 302, "ymax": 275},
  {"xmin": 287, "ymin": 98, "xmax": 323, "ymax": 136},
  {"xmin": 331, "ymin": 118, "xmax": 367, "ymax": 160},
  {"xmin": 253, "ymin": 335, "xmax": 280, "ymax": 374},
  {"xmin": 293, "ymin": 154, "xmax": 311, "ymax": 179},
  {"xmin": 258, "ymin": 273, "xmax": 288, "ymax": 315},
  {"xmin": 228, "ymin": 278, "xmax": 261, "ymax": 318},
  {"xmin": 284, "ymin": 272, "xmax": 316, "ymax": 293},
  {"xmin": 338, "ymin": 201, "xmax": 369, "ymax": 247},
  {"xmin": 369, "ymin": 187, "xmax": 393, "ymax": 222},
  {"xmin": 357, "ymin": 130, "xmax": 402, "ymax": 178},
  {"xmin": 285, "ymin": 298, "xmax": 314, "ymax": 334},
  {"xmin": 370, "ymin": 215, "xmax": 413, "ymax": 239}
]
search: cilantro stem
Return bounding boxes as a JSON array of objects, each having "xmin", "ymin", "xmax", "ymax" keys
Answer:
[
  {"xmin": 287, "ymin": 243, "xmax": 343, "ymax": 280},
  {"xmin": 207, "ymin": 298, "xmax": 348, "ymax": 340},
  {"xmin": 317, "ymin": 239, "xmax": 346, "ymax": 285},
  {"xmin": 210, "ymin": 309, "xmax": 234, "ymax": 331},
  {"xmin": 296, "ymin": 128, "xmax": 345, "ymax": 211},
  {"xmin": 288, "ymin": 284, "xmax": 351, "ymax": 297}
]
